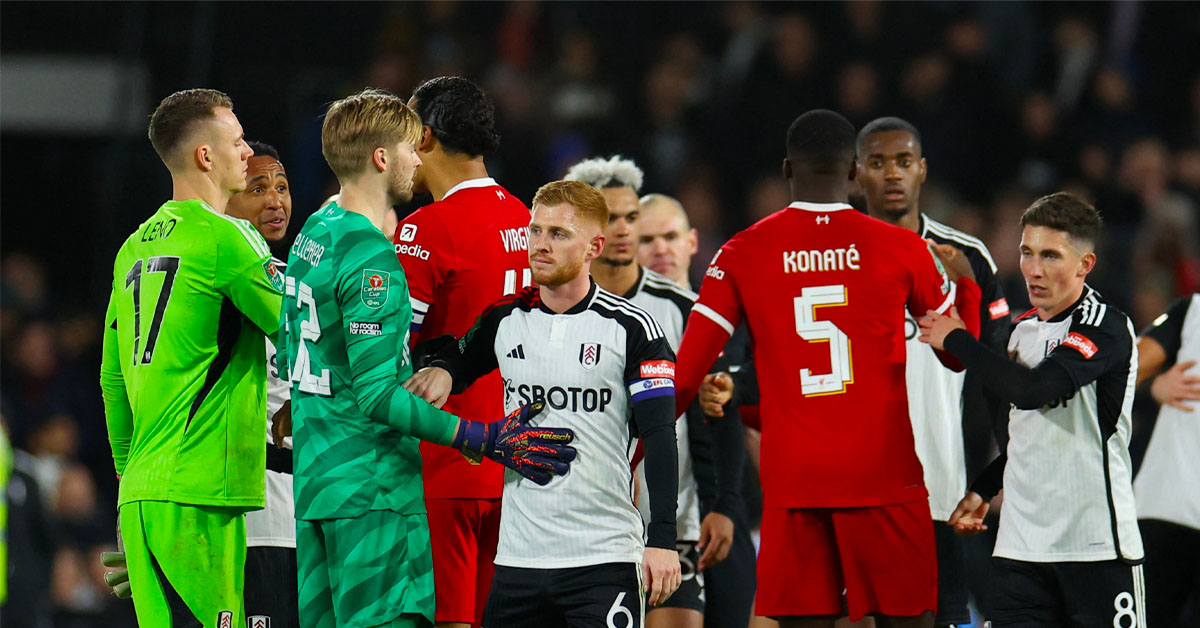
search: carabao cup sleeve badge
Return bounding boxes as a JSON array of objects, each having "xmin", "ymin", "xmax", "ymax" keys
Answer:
[{"xmin": 360, "ymin": 269, "xmax": 391, "ymax": 309}]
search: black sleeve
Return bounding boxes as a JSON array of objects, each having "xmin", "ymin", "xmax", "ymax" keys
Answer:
[
  {"xmin": 430, "ymin": 301, "xmax": 508, "ymax": 393},
  {"xmin": 969, "ymin": 453, "xmax": 1007, "ymax": 501},
  {"xmin": 685, "ymin": 401, "xmax": 719, "ymax": 517},
  {"xmin": 962, "ymin": 253, "xmax": 1012, "ymax": 474},
  {"xmin": 707, "ymin": 402, "xmax": 747, "ymax": 517},
  {"xmin": 973, "ymin": 251, "xmax": 1011, "ymax": 352},
  {"xmin": 626, "ymin": 324, "xmax": 679, "ymax": 551},
  {"xmin": 943, "ymin": 328, "xmax": 1078, "ymax": 410},
  {"xmin": 1141, "ymin": 295, "xmax": 1193, "ymax": 363}
]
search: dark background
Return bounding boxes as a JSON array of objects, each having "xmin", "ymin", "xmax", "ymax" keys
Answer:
[{"xmin": 2, "ymin": 2, "xmax": 1199, "ymax": 626}]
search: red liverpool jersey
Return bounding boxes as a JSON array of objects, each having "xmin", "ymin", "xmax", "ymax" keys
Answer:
[
  {"xmin": 675, "ymin": 201, "xmax": 980, "ymax": 508},
  {"xmin": 394, "ymin": 177, "xmax": 532, "ymax": 499}
]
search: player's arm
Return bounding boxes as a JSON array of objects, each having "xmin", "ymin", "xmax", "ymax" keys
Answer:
[
  {"xmin": 1137, "ymin": 296, "xmax": 1200, "ymax": 410},
  {"xmin": 426, "ymin": 297, "xmax": 510, "ymax": 394},
  {"xmin": 675, "ymin": 244, "xmax": 744, "ymax": 415},
  {"xmin": 628, "ymin": 336, "xmax": 680, "ymax": 551},
  {"xmin": 99, "ymin": 289, "xmax": 132, "ymax": 476},
  {"xmin": 216, "ymin": 224, "xmax": 284, "ymax": 336},
  {"xmin": 913, "ymin": 242, "xmax": 981, "ymax": 370},
  {"xmin": 393, "ymin": 214, "xmax": 451, "ymax": 340}
]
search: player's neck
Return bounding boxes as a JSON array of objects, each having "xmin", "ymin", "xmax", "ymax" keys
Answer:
[
  {"xmin": 171, "ymin": 175, "xmax": 229, "ymax": 214},
  {"xmin": 428, "ymin": 154, "xmax": 489, "ymax": 202},
  {"xmin": 336, "ymin": 184, "xmax": 389, "ymax": 233},
  {"xmin": 540, "ymin": 274, "xmax": 592, "ymax": 313},
  {"xmin": 591, "ymin": 261, "xmax": 639, "ymax": 296},
  {"xmin": 868, "ymin": 206, "xmax": 921, "ymax": 233},
  {"xmin": 1037, "ymin": 284, "xmax": 1086, "ymax": 321}
]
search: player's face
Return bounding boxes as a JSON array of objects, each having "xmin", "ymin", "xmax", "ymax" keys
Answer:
[
  {"xmin": 1019, "ymin": 225, "xmax": 1094, "ymax": 320},
  {"xmin": 599, "ymin": 187, "xmax": 639, "ymax": 266},
  {"xmin": 209, "ymin": 107, "xmax": 253, "ymax": 195},
  {"xmin": 226, "ymin": 156, "xmax": 292, "ymax": 243},
  {"xmin": 857, "ymin": 130, "xmax": 926, "ymax": 219},
  {"xmin": 636, "ymin": 207, "xmax": 698, "ymax": 285},
  {"xmin": 528, "ymin": 203, "xmax": 602, "ymax": 288},
  {"xmin": 387, "ymin": 140, "xmax": 422, "ymax": 205},
  {"xmin": 406, "ymin": 96, "xmax": 431, "ymax": 196}
]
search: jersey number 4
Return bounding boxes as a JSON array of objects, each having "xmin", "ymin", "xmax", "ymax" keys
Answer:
[
  {"xmin": 124, "ymin": 256, "xmax": 180, "ymax": 365},
  {"xmin": 285, "ymin": 277, "xmax": 331, "ymax": 395},
  {"xmin": 794, "ymin": 284, "xmax": 854, "ymax": 396}
]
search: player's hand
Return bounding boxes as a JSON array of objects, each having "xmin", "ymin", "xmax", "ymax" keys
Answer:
[
  {"xmin": 271, "ymin": 400, "xmax": 291, "ymax": 447},
  {"xmin": 699, "ymin": 373, "xmax": 735, "ymax": 418},
  {"xmin": 101, "ymin": 551, "xmax": 132, "ymax": 599},
  {"xmin": 1150, "ymin": 360, "xmax": 1200, "ymax": 412},
  {"xmin": 696, "ymin": 511, "xmax": 734, "ymax": 571},
  {"xmin": 947, "ymin": 491, "xmax": 990, "ymax": 536},
  {"xmin": 643, "ymin": 546, "xmax": 682, "ymax": 606},
  {"xmin": 927, "ymin": 240, "xmax": 976, "ymax": 283},
  {"xmin": 453, "ymin": 402, "xmax": 577, "ymax": 485},
  {"xmin": 918, "ymin": 307, "xmax": 966, "ymax": 351},
  {"xmin": 403, "ymin": 366, "xmax": 453, "ymax": 408}
]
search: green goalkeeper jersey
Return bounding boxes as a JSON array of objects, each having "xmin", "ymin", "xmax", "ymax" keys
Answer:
[
  {"xmin": 101, "ymin": 199, "xmax": 284, "ymax": 510},
  {"xmin": 281, "ymin": 201, "xmax": 459, "ymax": 521}
]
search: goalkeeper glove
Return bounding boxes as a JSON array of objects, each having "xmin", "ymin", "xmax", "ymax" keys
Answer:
[
  {"xmin": 101, "ymin": 551, "xmax": 132, "ymax": 599},
  {"xmin": 453, "ymin": 401, "xmax": 577, "ymax": 485}
]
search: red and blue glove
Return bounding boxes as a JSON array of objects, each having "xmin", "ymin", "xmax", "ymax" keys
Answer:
[{"xmin": 453, "ymin": 401, "xmax": 577, "ymax": 485}]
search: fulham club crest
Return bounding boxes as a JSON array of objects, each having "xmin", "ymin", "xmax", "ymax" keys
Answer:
[{"xmin": 579, "ymin": 343, "xmax": 602, "ymax": 369}]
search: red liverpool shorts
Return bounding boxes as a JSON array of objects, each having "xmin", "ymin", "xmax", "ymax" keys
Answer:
[
  {"xmin": 756, "ymin": 499, "xmax": 937, "ymax": 620},
  {"xmin": 427, "ymin": 497, "xmax": 502, "ymax": 626}
]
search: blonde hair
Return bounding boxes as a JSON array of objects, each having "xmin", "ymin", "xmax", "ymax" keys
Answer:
[
  {"xmin": 532, "ymin": 180, "xmax": 609, "ymax": 231},
  {"xmin": 321, "ymin": 88, "xmax": 422, "ymax": 179}
]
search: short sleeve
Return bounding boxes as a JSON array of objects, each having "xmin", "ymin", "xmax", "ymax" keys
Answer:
[
  {"xmin": 692, "ymin": 243, "xmax": 744, "ymax": 337},
  {"xmin": 624, "ymin": 315, "xmax": 678, "ymax": 404},
  {"xmin": 1141, "ymin": 295, "xmax": 1193, "ymax": 363},
  {"xmin": 1046, "ymin": 306, "xmax": 1133, "ymax": 389},
  {"xmin": 216, "ymin": 218, "xmax": 284, "ymax": 335},
  {"xmin": 394, "ymin": 212, "xmax": 454, "ymax": 334},
  {"xmin": 905, "ymin": 241, "xmax": 955, "ymax": 318}
]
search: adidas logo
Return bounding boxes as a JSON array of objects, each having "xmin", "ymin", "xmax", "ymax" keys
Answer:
[{"xmin": 506, "ymin": 345, "xmax": 526, "ymax": 359}]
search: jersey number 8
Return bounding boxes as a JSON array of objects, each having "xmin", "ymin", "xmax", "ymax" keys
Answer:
[{"xmin": 794, "ymin": 284, "xmax": 854, "ymax": 396}]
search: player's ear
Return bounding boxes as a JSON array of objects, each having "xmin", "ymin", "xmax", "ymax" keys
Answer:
[
  {"xmin": 372, "ymin": 147, "xmax": 388, "ymax": 173},
  {"xmin": 1078, "ymin": 250, "xmax": 1096, "ymax": 276},
  {"xmin": 847, "ymin": 158, "xmax": 858, "ymax": 182},
  {"xmin": 587, "ymin": 232, "xmax": 606, "ymax": 261},
  {"xmin": 417, "ymin": 125, "xmax": 435, "ymax": 152},
  {"xmin": 782, "ymin": 158, "xmax": 792, "ymax": 181},
  {"xmin": 918, "ymin": 157, "xmax": 928, "ymax": 184},
  {"xmin": 194, "ymin": 144, "xmax": 214, "ymax": 173},
  {"xmin": 687, "ymin": 228, "xmax": 699, "ymax": 256}
]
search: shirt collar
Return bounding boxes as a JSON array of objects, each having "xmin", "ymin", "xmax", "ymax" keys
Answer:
[
  {"xmin": 538, "ymin": 278, "xmax": 598, "ymax": 315},
  {"xmin": 787, "ymin": 201, "xmax": 855, "ymax": 213},
  {"xmin": 443, "ymin": 177, "xmax": 498, "ymax": 201}
]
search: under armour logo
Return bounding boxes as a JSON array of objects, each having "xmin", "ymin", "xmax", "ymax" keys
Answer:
[
  {"xmin": 496, "ymin": 190, "xmax": 506, "ymax": 200},
  {"xmin": 816, "ymin": 215, "xmax": 830, "ymax": 224},
  {"xmin": 506, "ymin": 344, "xmax": 526, "ymax": 359}
]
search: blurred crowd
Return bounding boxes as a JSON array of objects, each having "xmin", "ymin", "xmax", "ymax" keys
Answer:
[{"xmin": 2, "ymin": 2, "xmax": 1198, "ymax": 625}]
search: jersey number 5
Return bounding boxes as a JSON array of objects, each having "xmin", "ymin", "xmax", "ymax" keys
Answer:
[
  {"xmin": 124, "ymin": 256, "xmax": 180, "ymax": 365},
  {"xmin": 285, "ymin": 276, "xmax": 331, "ymax": 395},
  {"xmin": 794, "ymin": 284, "xmax": 854, "ymax": 396}
]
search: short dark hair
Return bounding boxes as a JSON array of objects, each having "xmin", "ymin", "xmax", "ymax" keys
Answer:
[
  {"xmin": 148, "ymin": 88, "xmax": 233, "ymax": 165},
  {"xmin": 1021, "ymin": 192, "xmax": 1103, "ymax": 248},
  {"xmin": 247, "ymin": 141, "xmax": 280, "ymax": 161},
  {"xmin": 856, "ymin": 116, "xmax": 922, "ymax": 154},
  {"xmin": 786, "ymin": 109, "xmax": 856, "ymax": 174},
  {"xmin": 411, "ymin": 76, "xmax": 500, "ymax": 157}
]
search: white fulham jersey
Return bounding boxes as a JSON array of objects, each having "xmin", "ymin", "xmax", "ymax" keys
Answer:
[
  {"xmin": 998, "ymin": 286, "xmax": 1142, "ymax": 562},
  {"xmin": 905, "ymin": 216, "xmax": 1005, "ymax": 520},
  {"xmin": 628, "ymin": 268, "xmax": 702, "ymax": 542},
  {"xmin": 246, "ymin": 259, "xmax": 295, "ymax": 548},
  {"xmin": 1134, "ymin": 293, "xmax": 1200, "ymax": 530},
  {"xmin": 451, "ymin": 282, "xmax": 677, "ymax": 569}
]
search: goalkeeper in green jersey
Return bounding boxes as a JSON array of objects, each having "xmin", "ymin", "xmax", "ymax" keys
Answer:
[
  {"xmin": 100, "ymin": 89, "xmax": 282, "ymax": 628},
  {"xmin": 281, "ymin": 89, "xmax": 577, "ymax": 628}
]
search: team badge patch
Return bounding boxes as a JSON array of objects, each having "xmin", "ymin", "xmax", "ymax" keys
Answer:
[
  {"xmin": 579, "ymin": 343, "xmax": 602, "ymax": 369},
  {"xmin": 217, "ymin": 610, "xmax": 233, "ymax": 628},
  {"xmin": 249, "ymin": 616, "xmax": 270, "ymax": 628},
  {"xmin": 263, "ymin": 260, "xmax": 284, "ymax": 292},
  {"xmin": 361, "ymin": 269, "xmax": 390, "ymax": 309}
]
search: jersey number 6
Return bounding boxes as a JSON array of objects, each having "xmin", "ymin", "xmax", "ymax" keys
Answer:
[{"xmin": 794, "ymin": 284, "xmax": 854, "ymax": 396}]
